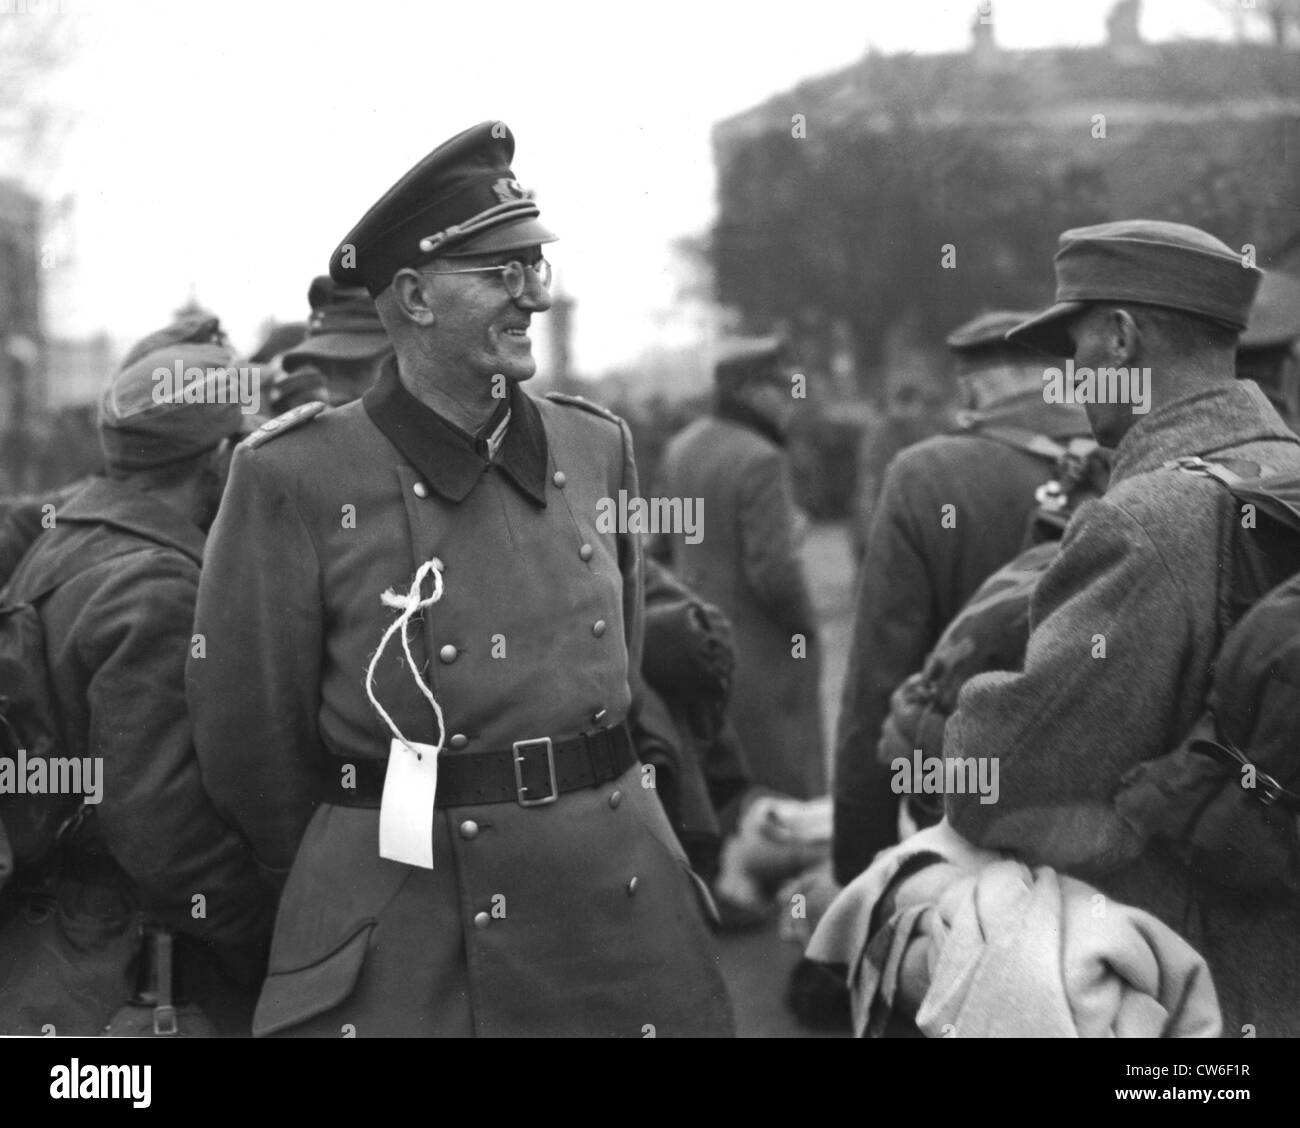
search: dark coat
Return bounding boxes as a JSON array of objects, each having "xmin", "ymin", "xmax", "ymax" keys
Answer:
[
  {"xmin": 833, "ymin": 395, "xmax": 1091, "ymax": 883},
  {"xmin": 655, "ymin": 411, "xmax": 824, "ymax": 799},
  {"xmin": 0, "ymin": 478, "xmax": 272, "ymax": 1036},
  {"xmin": 188, "ymin": 365, "xmax": 733, "ymax": 1038},
  {"xmin": 635, "ymin": 560, "xmax": 749, "ymax": 882},
  {"xmin": 946, "ymin": 381, "xmax": 1300, "ymax": 1037}
]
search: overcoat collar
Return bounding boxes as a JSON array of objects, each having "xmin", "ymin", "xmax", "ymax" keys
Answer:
[
  {"xmin": 1111, "ymin": 379, "xmax": 1300, "ymax": 484},
  {"xmin": 58, "ymin": 477, "xmax": 206, "ymax": 564},
  {"xmin": 363, "ymin": 358, "xmax": 548, "ymax": 507}
]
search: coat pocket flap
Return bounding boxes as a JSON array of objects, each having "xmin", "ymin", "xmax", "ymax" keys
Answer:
[{"xmin": 252, "ymin": 921, "xmax": 375, "ymax": 1037}]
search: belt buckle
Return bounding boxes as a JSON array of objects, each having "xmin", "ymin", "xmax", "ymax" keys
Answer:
[{"xmin": 513, "ymin": 737, "xmax": 558, "ymax": 807}]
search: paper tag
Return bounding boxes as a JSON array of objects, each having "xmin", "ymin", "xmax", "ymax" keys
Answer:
[{"xmin": 379, "ymin": 737, "xmax": 440, "ymax": 869}]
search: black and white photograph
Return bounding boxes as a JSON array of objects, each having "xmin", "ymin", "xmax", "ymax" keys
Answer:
[{"xmin": 0, "ymin": 0, "xmax": 1297, "ymax": 1097}]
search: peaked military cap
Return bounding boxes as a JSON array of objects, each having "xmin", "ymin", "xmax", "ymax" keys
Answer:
[
  {"xmin": 946, "ymin": 310, "xmax": 1040, "ymax": 353},
  {"xmin": 1241, "ymin": 270, "xmax": 1300, "ymax": 351},
  {"xmin": 329, "ymin": 121, "xmax": 557, "ymax": 297},
  {"xmin": 1009, "ymin": 220, "xmax": 1262, "ymax": 356},
  {"xmin": 282, "ymin": 275, "xmax": 391, "ymax": 369}
]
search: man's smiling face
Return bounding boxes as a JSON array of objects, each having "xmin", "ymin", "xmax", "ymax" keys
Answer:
[{"xmin": 423, "ymin": 247, "xmax": 551, "ymax": 386}]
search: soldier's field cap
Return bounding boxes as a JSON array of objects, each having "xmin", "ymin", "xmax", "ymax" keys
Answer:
[
  {"xmin": 282, "ymin": 276, "xmax": 392, "ymax": 370},
  {"xmin": 713, "ymin": 335, "xmax": 787, "ymax": 388},
  {"xmin": 100, "ymin": 315, "xmax": 255, "ymax": 471},
  {"xmin": 1241, "ymin": 270, "xmax": 1300, "ymax": 351},
  {"xmin": 329, "ymin": 121, "xmax": 557, "ymax": 297},
  {"xmin": 1008, "ymin": 220, "xmax": 1262, "ymax": 356},
  {"xmin": 946, "ymin": 310, "xmax": 1040, "ymax": 353}
]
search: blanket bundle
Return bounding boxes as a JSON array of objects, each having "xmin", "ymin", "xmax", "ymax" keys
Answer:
[{"xmin": 806, "ymin": 822, "xmax": 1221, "ymax": 1038}]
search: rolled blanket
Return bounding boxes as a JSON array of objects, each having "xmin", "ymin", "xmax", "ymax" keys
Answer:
[{"xmin": 806, "ymin": 821, "xmax": 1221, "ymax": 1038}]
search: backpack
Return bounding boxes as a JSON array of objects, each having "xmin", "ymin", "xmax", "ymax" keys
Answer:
[
  {"xmin": 0, "ymin": 540, "xmax": 130, "ymax": 898},
  {"xmin": 1115, "ymin": 456, "xmax": 1300, "ymax": 896}
]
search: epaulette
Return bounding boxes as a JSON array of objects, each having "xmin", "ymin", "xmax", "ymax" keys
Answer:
[
  {"xmin": 546, "ymin": 391, "xmax": 621, "ymax": 425},
  {"xmin": 244, "ymin": 401, "xmax": 327, "ymax": 450}
]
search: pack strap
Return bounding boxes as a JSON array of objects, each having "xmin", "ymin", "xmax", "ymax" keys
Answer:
[
  {"xmin": 1189, "ymin": 732, "xmax": 1300, "ymax": 812},
  {"xmin": 1165, "ymin": 456, "xmax": 1300, "ymax": 539}
]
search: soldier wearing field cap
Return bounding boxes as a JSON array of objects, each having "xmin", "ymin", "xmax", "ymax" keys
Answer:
[
  {"xmin": 832, "ymin": 309, "xmax": 1091, "ymax": 884},
  {"xmin": 942, "ymin": 220, "xmax": 1300, "ymax": 1035},
  {"xmin": 189, "ymin": 121, "xmax": 733, "ymax": 1037},
  {"xmin": 278, "ymin": 276, "xmax": 393, "ymax": 408},
  {"xmin": 0, "ymin": 313, "xmax": 271, "ymax": 1036}
]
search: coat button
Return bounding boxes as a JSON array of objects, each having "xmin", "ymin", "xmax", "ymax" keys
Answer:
[
  {"xmin": 579, "ymin": 543, "xmax": 594, "ymax": 562},
  {"xmin": 592, "ymin": 619, "xmax": 607, "ymax": 638},
  {"xmin": 439, "ymin": 644, "xmax": 458, "ymax": 663},
  {"xmin": 627, "ymin": 877, "xmax": 639, "ymax": 896},
  {"xmin": 552, "ymin": 471, "xmax": 566, "ymax": 488},
  {"xmin": 413, "ymin": 482, "xmax": 428, "ymax": 498},
  {"xmin": 459, "ymin": 820, "xmax": 479, "ymax": 840},
  {"xmin": 473, "ymin": 911, "xmax": 490, "ymax": 930},
  {"xmin": 608, "ymin": 790, "xmax": 622, "ymax": 809},
  {"xmin": 449, "ymin": 733, "xmax": 468, "ymax": 749}
]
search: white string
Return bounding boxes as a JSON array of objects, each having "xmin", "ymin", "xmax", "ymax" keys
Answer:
[{"xmin": 364, "ymin": 558, "xmax": 446, "ymax": 757}]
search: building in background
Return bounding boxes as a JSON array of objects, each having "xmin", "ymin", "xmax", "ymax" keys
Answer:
[{"xmin": 711, "ymin": 1, "xmax": 1300, "ymax": 404}]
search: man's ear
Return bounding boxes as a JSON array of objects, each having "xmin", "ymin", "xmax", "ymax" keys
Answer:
[
  {"xmin": 1109, "ymin": 307, "xmax": 1141, "ymax": 365},
  {"xmin": 389, "ymin": 268, "xmax": 438, "ymax": 328}
]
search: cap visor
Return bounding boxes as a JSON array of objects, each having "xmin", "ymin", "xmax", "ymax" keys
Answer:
[
  {"xmin": 1005, "ymin": 301, "xmax": 1088, "ymax": 356},
  {"xmin": 441, "ymin": 216, "xmax": 558, "ymax": 257},
  {"xmin": 282, "ymin": 333, "xmax": 393, "ymax": 365}
]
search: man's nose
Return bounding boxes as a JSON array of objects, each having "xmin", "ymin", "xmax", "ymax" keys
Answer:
[{"xmin": 516, "ymin": 275, "xmax": 552, "ymax": 312}]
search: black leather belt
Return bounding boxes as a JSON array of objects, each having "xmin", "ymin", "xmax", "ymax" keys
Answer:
[{"xmin": 322, "ymin": 723, "xmax": 636, "ymax": 809}]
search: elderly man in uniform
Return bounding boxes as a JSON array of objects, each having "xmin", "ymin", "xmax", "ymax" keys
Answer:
[
  {"xmin": 0, "ymin": 314, "xmax": 271, "ymax": 1036},
  {"xmin": 945, "ymin": 220, "xmax": 1300, "ymax": 1034},
  {"xmin": 833, "ymin": 311, "xmax": 1091, "ymax": 883},
  {"xmin": 188, "ymin": 122, "xmax": 733, "ymax": 1038},
  {"xmin": 654, "ymin": 337, "xmax": 824, "ymax": 802}
]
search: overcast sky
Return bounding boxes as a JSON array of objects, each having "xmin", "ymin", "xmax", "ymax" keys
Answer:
[{"xmin": 24, "ymin": 0, "xmax": 1249, "ymax": 374}]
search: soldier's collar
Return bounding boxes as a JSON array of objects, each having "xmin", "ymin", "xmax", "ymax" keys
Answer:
[{"xmin": 363, "ymin": 358, "xmax": 548, "ymax": 506}]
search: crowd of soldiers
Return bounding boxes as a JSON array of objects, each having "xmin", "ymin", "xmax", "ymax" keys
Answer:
[{"xmin": 1, "ymin": 117, "xmax": 1298, "ymax": 1038}]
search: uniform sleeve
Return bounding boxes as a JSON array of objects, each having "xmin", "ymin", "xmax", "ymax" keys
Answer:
[
  {"xmin": 832, "ymin": 461, "xmax": 941, "ymax": 884},
  {"xmin": 79, "ymin": 556, "xmax": 272, "ymax": 951},
  {"xmin": 736, "ymin": 450, "xmax": 817, "ymax": 638},
  {"xmin": 944, "ymin": 499, "xmax": 1194, "ymax": 875},
  {"xmin": 187, "ymin": 448, "xmax": 324, "ymax": 883},
  {"xmin": 616, "ymin": 418, "xmax": 646, "ymax": 712}
]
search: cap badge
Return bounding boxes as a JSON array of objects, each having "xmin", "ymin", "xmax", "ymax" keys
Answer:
[{"xmin": 492, "ymin": 178, "xmax": 533, "ymax": 203}]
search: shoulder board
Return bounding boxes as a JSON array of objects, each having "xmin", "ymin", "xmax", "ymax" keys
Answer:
[
  {"xmin": 546, "ymin": 391, "xmax": 621, "ymax": 425},
  {"xmin": 244, "ymin": 401, "xmax": 327, "ymax": 449}
]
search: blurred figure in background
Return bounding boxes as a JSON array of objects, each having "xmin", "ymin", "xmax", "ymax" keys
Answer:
[
  {"xmin": 832, "ymin": 310, "xmax": 1092, "ymax": 885},
  {"xmin": 654, "ymin": 336, "xmax": 825, "ymax": 801},
  {"xmin": 850, "ymin": 379, "xmax": 951, "ymax": 565},
  {"xmin": 1236, "ymin": 269, "xmax": 1300, "ymax": 431},
  {"xmin": 275, "ymin": 275, "xmax": 392, "ymax": 409},
  {"xmin": 0, "ymin": 314, "xmax": 272, "ymax": 1037}
]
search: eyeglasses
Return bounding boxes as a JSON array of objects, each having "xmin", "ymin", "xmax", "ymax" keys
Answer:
[{"xmin": 421, "ymin": 257, "xmax": 552, "ymax": 299}]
